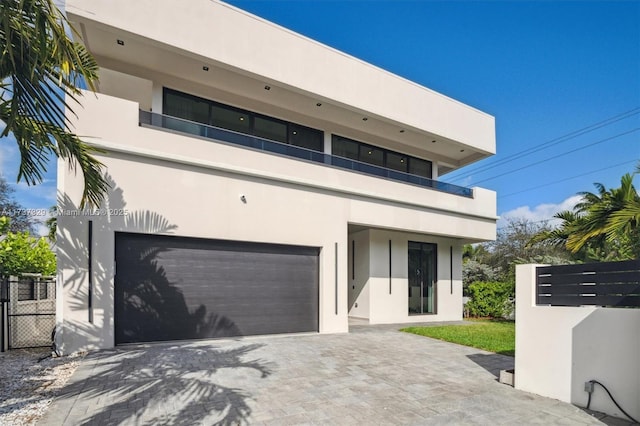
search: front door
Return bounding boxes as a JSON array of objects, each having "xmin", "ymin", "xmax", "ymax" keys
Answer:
[{"xmin": 408, "ymin": 242, "xmax": 437, "ymax": 314}]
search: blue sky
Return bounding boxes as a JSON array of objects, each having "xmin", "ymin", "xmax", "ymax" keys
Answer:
[{"xmin": 1, "ymin": 0, "xmax": 639, "ymax": 234}]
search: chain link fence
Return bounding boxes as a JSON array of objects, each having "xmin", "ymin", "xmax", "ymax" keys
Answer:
[{"xmin": 1, "ymin": 275, "xmax": 56, "ymax": 351}]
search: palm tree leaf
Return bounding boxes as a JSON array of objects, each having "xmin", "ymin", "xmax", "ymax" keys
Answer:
[{"xmin": 0, "ymin": 0, "xmax": 106, "ymax": 207}]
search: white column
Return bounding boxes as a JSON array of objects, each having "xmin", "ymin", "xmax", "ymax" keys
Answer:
[
  {"xmin": 151, "ymin": 82, "xmax": 163, "ymax": 114},
  {"xmin": 324, "ymin": 132, "xmax": 332, "ymax": 155}
]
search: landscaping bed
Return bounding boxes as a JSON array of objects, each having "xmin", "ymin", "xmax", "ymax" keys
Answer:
[{"xmin": 0, "ymin": 348, "xmax": 83, "ymax": 425}]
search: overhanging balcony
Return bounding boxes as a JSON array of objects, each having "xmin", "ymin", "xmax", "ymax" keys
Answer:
[{"xmin": 139, "ymin": 111, "xmax": 473, "ymax": 198}]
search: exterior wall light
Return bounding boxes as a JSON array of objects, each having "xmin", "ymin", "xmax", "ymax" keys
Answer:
[
  {"xmin": 240, "ymin": 195, "xmax": 247, "ymax": 203},
  {"xmin": 117, "ymin": 39, "xmax": 124, "ymax": 46}
]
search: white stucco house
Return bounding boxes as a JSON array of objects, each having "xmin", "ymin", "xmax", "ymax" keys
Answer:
[{"xmin": 55, "ymin": 0, "xmax": 497, "ymax": 354}]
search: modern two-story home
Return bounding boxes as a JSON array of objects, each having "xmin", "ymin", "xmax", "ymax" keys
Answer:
[{"xmin": 56, "ymin": 0, "xmax": 497, "ymax": 354}]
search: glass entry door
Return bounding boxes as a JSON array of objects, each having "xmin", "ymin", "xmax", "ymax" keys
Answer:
[{"xmin": 408, "ymin": 242, "xmax": 437, "ymax": 314}]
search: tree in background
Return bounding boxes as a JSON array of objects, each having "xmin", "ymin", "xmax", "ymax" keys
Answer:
[
  {"xmin": 464, "ymin": 218, "xmax": 573, "ymax": 286},
  {"xmin": 45, "ymin": 205, "xmax": 57, "ymax": 242},
  {"xmin": 0, "ymin": 217, "xmax": 56, "ymax": 276},
  {"xmin": 0, "ymin": 175, "xmax": 36, "ymax": 232},
  {"xmin": 531, "ymin": 165, "xmax": 640, "ymax": 261},
  {"xmin": 462, "ymin": 165, "xmax": 639, "ymax": 318},
  {"xmin": 0, "ymin": 0, "xmax": 107, "ymax": 207},
  {"xmin": 462, "ymin": 218, "xmax": 574, "ymax": 318}
]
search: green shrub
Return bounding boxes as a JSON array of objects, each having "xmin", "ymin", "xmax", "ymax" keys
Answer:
[
  {"xmin": 465, "ymin": 281, "xmax": 514, "ymax": 318},
  {"xmin": 0, "ymin": 230, "xmax": 56, "ymax": 277}
]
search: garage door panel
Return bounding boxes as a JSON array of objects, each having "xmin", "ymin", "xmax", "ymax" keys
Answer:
[{"xmin": 115, "ymin": 233, "xmax": 319, "ymax": 344}]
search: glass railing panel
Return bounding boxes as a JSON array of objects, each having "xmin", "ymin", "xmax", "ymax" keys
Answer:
[{"xmin": 139, "ymin": 110, "xmax": 473, "ymax": 198}]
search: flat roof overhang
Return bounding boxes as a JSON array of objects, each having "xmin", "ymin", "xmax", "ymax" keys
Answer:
[{"xmin": 66, "ymin": 0, "xmax": 496, "ymax": 170}]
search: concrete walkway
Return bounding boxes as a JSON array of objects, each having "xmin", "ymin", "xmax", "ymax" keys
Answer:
[{"xmin": 40, "ymin": 324, "xmax": 608, "ymax": 425}]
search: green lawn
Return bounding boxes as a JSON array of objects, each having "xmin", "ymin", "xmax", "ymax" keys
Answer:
[{"xmin": 401, "ymin": 319, "xmax": 515, "ymax": 356}]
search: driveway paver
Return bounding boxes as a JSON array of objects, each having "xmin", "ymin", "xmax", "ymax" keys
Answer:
[{"xmin": 39, "ymin": 324, "xmax": 608, "ymax": 425}]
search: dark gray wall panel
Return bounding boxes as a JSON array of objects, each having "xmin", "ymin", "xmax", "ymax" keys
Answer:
[{"xmin": 114, "ymin": 233, "xmax": 319, "ymax": 344}]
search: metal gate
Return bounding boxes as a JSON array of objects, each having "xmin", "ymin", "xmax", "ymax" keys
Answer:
[{"xmin": 0, "ymin": 275, "xmax": 56, "ymax": 351}]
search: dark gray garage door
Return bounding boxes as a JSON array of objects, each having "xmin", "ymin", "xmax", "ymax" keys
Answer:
[{"xmin": 114, "ymin": 232, "xmax": 319, "ymax": 344}]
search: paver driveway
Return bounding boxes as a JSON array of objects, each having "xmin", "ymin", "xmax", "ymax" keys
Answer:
[{"xmin": 40, "ymin": 324, "xmax": 605, "ymax": 425}]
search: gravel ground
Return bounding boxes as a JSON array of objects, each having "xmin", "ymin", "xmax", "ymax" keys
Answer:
[{"xmin": 0, "ymin": 348, "xmax": 83, "ymax": 426}]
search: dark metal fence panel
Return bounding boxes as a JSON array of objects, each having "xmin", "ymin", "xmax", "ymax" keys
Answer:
[
  {"xmin": 536, "ymin": 259, "xmax": 640, "ymax": 308},
  {"xmin": 5, "ymin": 276, "xmax": 56, "ymax": 349}
]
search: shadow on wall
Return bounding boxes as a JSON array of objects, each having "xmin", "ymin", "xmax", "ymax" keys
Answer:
[
  {"xmin": 114, "ymin": 237, "xmax": 241, "ymax": 343},
  {"xmin": 54, "ymin": 342, "xmax": 272, "ymax": 425},
  {"xmin": 57, "ymin": 174, "xmax": 239, "ymax": 351}
]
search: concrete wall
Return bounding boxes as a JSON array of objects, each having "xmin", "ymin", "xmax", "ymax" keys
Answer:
[{"xmin": 515, "ymin": 264, "xmax": 640, "ymax": 420}]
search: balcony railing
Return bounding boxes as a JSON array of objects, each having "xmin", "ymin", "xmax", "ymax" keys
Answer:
[{"xmin": 139, "ymin": 110, "xmax": 473, "ymax": 198}]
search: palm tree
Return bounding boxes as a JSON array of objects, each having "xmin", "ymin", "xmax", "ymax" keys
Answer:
[
  {"xmin": 531, "ymin": 165, "xmax": 640, "ymax": 261},
  {"xmin": 604, "ymin": 162, "xmax": 640, "ymax": 255},
  {"xmin": 569, "ymin": 173, "xmax": 639, "ymax": 255},
  {"xmin": 0, "ymin": 0, "xmax": 108, "ymax": 207}
]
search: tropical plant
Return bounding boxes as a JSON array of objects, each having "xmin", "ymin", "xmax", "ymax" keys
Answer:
[
  {"xmin": 0, "ymin": 0, "xmax": 107, "ymax": 207},
  {"xmin": 531, "ymin": 167, "xmax": 640, "ymax": 261}
]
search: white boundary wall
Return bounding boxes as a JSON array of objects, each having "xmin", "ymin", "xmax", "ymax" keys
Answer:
[{"xmin": 515, "ymin": 264, "xmax": 640, "ymax": 420}]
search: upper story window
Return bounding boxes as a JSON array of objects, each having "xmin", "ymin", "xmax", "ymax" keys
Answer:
[
  {"xmin": 163, "ymin": 88, "xmax": 323, "ymax": 152},
  {"xmin": 331, "ymin": 135, "xmax": 433, "ymax": 179}
]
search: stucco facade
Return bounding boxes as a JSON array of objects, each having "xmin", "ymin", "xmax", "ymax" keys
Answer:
[{"xmin": 56, "ymin": 0, "xmax": 497, "ymax": 354}]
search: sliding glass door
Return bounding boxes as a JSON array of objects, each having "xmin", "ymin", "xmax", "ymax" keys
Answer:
[{"xmin": 408, "ymin": 242, "xmax": 437, "ymax": 314}]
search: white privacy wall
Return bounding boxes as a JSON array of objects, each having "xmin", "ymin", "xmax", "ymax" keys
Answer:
[{"xmin": 515, "ymin": 264, "xmax": 640, "ymax": 420}]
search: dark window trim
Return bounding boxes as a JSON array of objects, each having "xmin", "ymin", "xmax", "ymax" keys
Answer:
[{"xmin": 163, "ymin": 87, "xmax": 323, "ymax": 151}]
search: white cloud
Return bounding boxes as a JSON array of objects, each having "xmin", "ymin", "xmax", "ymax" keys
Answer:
[{"xmin": 498, "ymin": 195, "xmax": 582, "ymax": 229}]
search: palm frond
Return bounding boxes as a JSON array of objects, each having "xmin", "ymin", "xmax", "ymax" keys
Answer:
[{"xmin": 0, "ymin": 0, "xmax": 106, "ymax": 207}]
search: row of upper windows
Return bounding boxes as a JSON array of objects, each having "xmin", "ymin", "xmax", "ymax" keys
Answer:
[
  {"xmin": 163, "ymin": 88, "xmax": 324, "ymax": 151},
  {"xmin": 163, "ymin": 88, "xmax": 433, "ymax": 179},
  {"xmin": 331, "ymin": 135, "xmax": 432, "ymax": 179}
]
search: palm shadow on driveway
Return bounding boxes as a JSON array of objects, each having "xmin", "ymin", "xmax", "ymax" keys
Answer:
[{"xmin": 55, "ymin": 342, "xmax": 272, "ymax": 425}]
